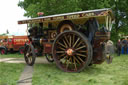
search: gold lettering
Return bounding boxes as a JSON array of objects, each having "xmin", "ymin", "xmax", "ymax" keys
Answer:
[
  {"xmin": 53, "ymin": 16, "xmax": 64, "ymax": 20},
  {"xmin": 81, "ymin": 13, "xmax": 95, "ymax": 17},
  {"xmin": 33, "ymin": 19, "xmax": 41, "ymax": 22},
  {"xmin": 44, "ymin": 18, "xmax": 51, "ymax": 21},
  {"xmin": 67, "ymin": 15, "xmax": 80, "ymax": 19},
  {"xmin": 14, "ymin": 39, "xmax": 28, "ymax": 42}
]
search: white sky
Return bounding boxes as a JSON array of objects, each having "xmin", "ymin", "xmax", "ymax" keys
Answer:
[{"xmin": 0, "ymin": 0, "xmax": 28, "ymax": 35}]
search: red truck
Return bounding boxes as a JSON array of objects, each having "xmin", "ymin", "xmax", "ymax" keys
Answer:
[{"xmin": 0, "ymin": 35, "xmax": 29, "ymax": 54}]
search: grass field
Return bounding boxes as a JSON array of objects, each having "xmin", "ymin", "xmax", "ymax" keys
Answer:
[
  {"xmin": 0, "ymin": 53, "xmax": 24, "ymax": 58},
  {"xmin": 0, "ymin": 63, "xmax": 25, "ymax": 85},
  {"xmin": 32, "ymin": 55, "xmax": 128, "ymax": 85},
  {"xmin": 0, "ymin": 54, "xmax": 128, "ymax": 85},
  {"xmin": 0, "ymin": 53, "xmax": 25, "ymax": 85}
]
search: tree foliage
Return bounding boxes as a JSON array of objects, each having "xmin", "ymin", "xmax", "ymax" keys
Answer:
[
  {"xmin": 18, "ymin": 0, "xmax": 115, "ymax": 17},
  {"xmin": 18, "ymin": 0, "xmax": 128, "ymax": 43}
]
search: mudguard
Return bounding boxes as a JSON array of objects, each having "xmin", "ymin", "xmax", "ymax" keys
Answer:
[
  {"xmin": 0, "ymin": 46, "xmax": 8, "ymax": 54},
  {"xmin": 0, "ymin": 46, "xmax": 7, "ymax": 50}
]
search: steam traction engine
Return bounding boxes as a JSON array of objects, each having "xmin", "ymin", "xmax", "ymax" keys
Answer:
[{"xmin": 18, "ymin": 8, "xmax": 114, "ymax": 72}]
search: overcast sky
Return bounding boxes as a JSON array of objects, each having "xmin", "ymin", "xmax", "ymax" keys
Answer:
[{"xmin": 0, "ymin": 0, "xmax": 27, "ymax": 35}]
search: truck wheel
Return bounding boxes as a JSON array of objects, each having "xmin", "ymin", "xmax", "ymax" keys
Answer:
[
  {"xmin": 45, "ymin": 54, "xmax": 54, "ymax": 62},
  {"xmin": 52, "ymin": 30, "xmax": 92, "ymax": 72},
  {"xmin": 24, "ymin": 44, "xmax": 36, "ymax": 66},
  {"xmin": 19, "ymin": 47, "xmax": 24, "ymax": 54},
  {"xmin": 0, "ymin": 48, "xmax": 7, "ymax": 55}
]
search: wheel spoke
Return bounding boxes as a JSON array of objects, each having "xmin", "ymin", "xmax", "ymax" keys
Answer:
[
  {"xmin": 76, "ymin": 53, "xmax": 87, "ymax": 57},
  {"xmin": 75, "ymin": 46, "xmax": 86, "ymax": 51},
  {"xmin": 30, "ymin": 51, "xmax": 33, "ymax": 54},
  {"xmin": 73, "ymin": 57, "xmax": 77, "ymax": 70},
  {"xmin": 59, "ymin": 53, "xmax": 66, "ymax": 58},
  {"xmin": 73, "ymin": 38, "xmax": 80, "ymax": 48},
  {"xmin": 64, "ymin": 56, "xmax": 68, "ymax": 64},
  {"xmin": 58, "ymin": 47, "xmax": 65, "ymax": 51},
  {"xmin": 73, "ymin": 56, "xmax": 81, "ymax": 65},
  {"xmin": 66, "ymin": 57, "xmax": 71, "ymax": 69},
  {"xmin": 30, "ymin": 57, "xmax": 32, "ymax": 63},
  {"xmin": 56, "ymin": 51, "xmax": 65, "ymax": 53},
  {"xmin": 77, "ymin": 56, "xmax": 85, "ymax": 63},
  {"xmin": 69, "ymin": 34, "xmax": 72, "ymax": 47},
  {"xmin": 75, "ymin": 41, "xmax": 83, "ymax": 48},
  {"xmin": 64, "ymin": 36, "xmax": 69, "ymax": 47},
  {"xmin": 58, "ymin": 53, "xmax": 66, "ymax": 60},
  {"xmin": 63, "ymin": 39, "xmax": 68, "ymax": 48},
  {"xmin": 57, "ymin": 42, "xmax": 66, "ymax": 48},
  {"xmin": 27, "ymin": 46, "xmax": 31, "ymax": 53},
  {"xmin": 30, "ymin": 57, "xmax": 32, "ymax": 62},
  {"xmin": 79, "ymin": 50, "xmax": 87, "ymax": 53},
  {"xmin": 26, "ymin": 53, "xmax": 29, "ymax": 57},
  {"xmin": 28, "ymin": 57, "xmax": 32, "ymax": 63},
  {"xmin": 70, "ymin": 57, "xmax": 73, "ymax": 63}
]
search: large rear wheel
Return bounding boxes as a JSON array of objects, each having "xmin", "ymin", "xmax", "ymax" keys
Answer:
[{"xmin": 52, "ymin": 31, "xmax": 92, "ymax": 72}]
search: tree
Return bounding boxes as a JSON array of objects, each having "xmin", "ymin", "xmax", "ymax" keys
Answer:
[
  {"xmin": 18, "ymin": 0, "xmax": 128, "ymax": 43},
  {"xmin": 18, "ymin": 0, "xmax": 80, "ymax": 17}
]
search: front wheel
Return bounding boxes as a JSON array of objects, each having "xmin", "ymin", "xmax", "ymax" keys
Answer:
[
  {"xmin": 24, "ymin": 44, "xmax": 36, "ymax": 66},
  {"xmin": 52, "ymin": 31, "xmax": 92, "ymax": 72}
]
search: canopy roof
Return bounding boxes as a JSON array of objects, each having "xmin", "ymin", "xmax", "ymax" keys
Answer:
[{"xmin": 18, "ymin": 8, "xmax": 114, "ymax": 24}]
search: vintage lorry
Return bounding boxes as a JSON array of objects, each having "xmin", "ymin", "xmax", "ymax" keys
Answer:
[
  {"xmin": 18, "ymin": 8, "xmax": 115, "ymax": 72},
  {"xmin": 0, "ymin": 35, "xmax": 29, "ymax": 54}
]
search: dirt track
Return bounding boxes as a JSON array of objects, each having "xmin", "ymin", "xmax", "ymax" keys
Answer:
[{"xmin": 0, "ymin": 57, "xmax": 50, "ymax": 64}]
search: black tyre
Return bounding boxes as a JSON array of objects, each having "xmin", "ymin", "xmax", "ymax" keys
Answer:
[
  {"xmin": 0, "ymin": 48, "xmax": 7, "ymax": 55},
  {"xmin": 52, "ymin": 30, "xmax": 92, "ymax": 72},
  {"xmin": 19, "ymin": 47, "xmax": 24, "ymax": 54},
  {"xmin": 45, "ymin": 54, "xmax": 54, "ymax": 62},
  {"xmin": 24, "ymin": 44, "xmax": 36, "ymax": 66}
]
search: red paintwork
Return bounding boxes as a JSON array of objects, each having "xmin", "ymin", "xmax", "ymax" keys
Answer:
[
  {"xmin": 43, "ymin": 43, "xmax": 52, "ymax": 54},
  {"xmin": 1, "ymin": 36, "xmax": 29, "ymax": 52}
]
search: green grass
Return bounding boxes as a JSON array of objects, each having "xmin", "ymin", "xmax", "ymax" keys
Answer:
[
  {"xmin": 32, "ymin": 55, "xmax": 128, "ymax": 85},
  {"xmin": 0, "ymin": 63, "xmax": 25, "ymax": 85},
  {"xmin": 0, "ymin": 53, "xmax": 24, "ymax": 58}
]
